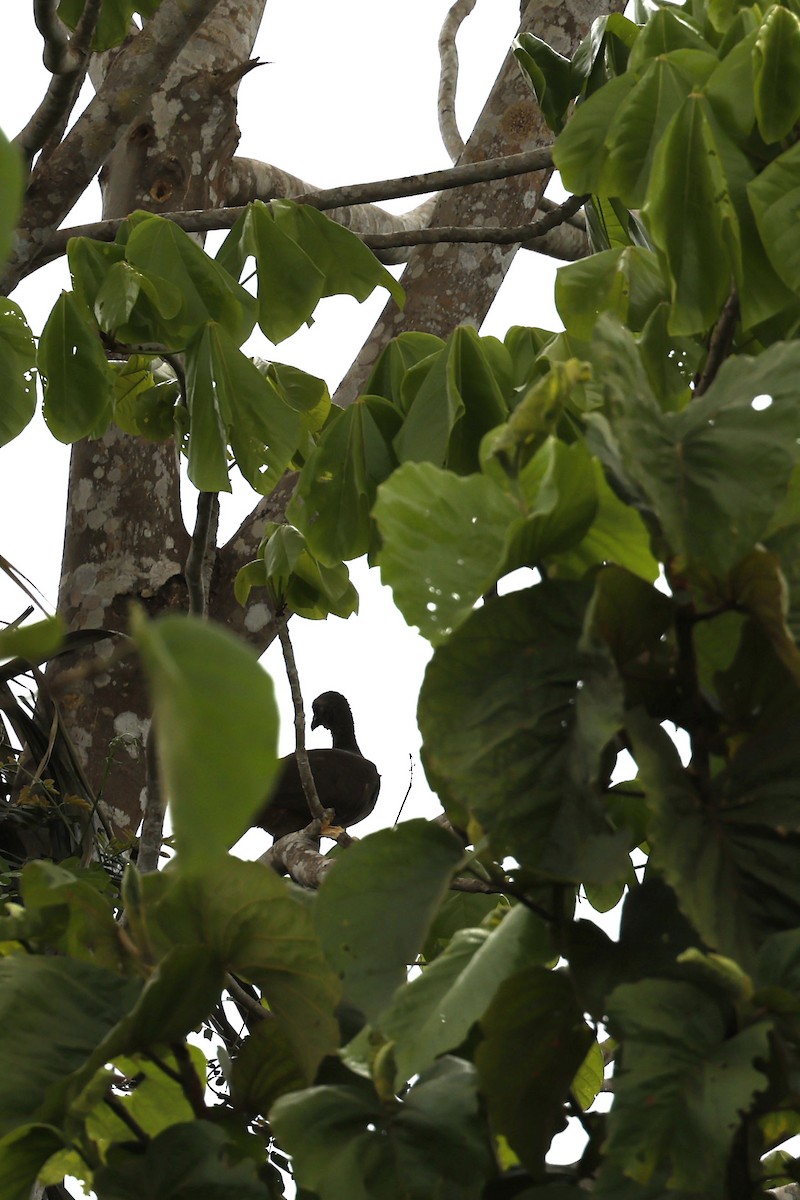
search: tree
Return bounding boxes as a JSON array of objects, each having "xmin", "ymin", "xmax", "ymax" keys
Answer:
[{"xmin": 3, "ymin": 0, "xmax": 800, "ymax": 1195}]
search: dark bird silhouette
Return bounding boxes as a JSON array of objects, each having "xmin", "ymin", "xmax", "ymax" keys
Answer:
[{"xmin": 255, "ymin": 691, "xmax": 380, "ymax": 839}]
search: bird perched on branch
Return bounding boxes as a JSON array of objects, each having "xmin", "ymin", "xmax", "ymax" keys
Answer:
[{"xmin": 255, "ymin": 691, "xmax": 380, "ymax": 840}]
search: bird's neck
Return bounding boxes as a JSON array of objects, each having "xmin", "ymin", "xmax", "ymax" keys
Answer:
[{"xmin": 329, "ymin": 715, "xmax": 361, "ymax": 754}]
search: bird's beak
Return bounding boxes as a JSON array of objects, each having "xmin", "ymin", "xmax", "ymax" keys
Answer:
[{"xmin": 310, "ymin": 713, "xmax": 320, "ymax": 730}]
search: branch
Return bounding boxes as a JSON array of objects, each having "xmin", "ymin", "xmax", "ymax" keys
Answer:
[
  {"xmin": 276, "ymin": 620, "xmax": 329, "ymax": 826},
  {"xmin": 438, "ymin": 0, "xmax": 477, "ymax": 162},
  {"xmin": 17, "ymin": 0, "xmax": 103, "ymax": 169},
  {"xmin": 259, "ymin": 822, "xmax": 334, "ymax": 886},
  {"xmin": 362, "ymin": 192, "xmax": 587, "ymax": 250},
  {"xmin": 136, "ymin": 725, "xmax": 163, "ymax": 875},
  {"xmin": 33, "ymin": 146, "xmax": 556, "ymax": 273},
  {"xmin": 33, "ymin": 0, "xmax": 71, "ymax": 74},
  {"xmin": 3, "ymin": 0, "xmax": 224, "ymax": 294},
  {"xmin": 693, "ymin": 285, "xmax": 739, "ymax": 397},
  {"xmin": 184, "ymin": 492, "xmax": 219, "ymax": 618}
]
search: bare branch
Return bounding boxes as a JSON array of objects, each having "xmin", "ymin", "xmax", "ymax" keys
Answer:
[
  {"xmin": 33, "ymin": 0, "xmax": 72, "ymax": 74},
  {"xmin": 3, "ymin": 0, "xmax": 225, "ymax": 294},
  {"xmin": 362, "ymin": 192, "xmax": 587, "ymax": 250},
  {"xmin": 184, "ymin": 492, "xmax": 219, "ymax": 618},
  {"xmin": 259, "ymin": 822, "xmax": 334, "ymax": 887},
  {"xmin": 136, "ymin": 725, "xmax": 163, "ymax": 875},
  {"xmin": 438, "ymin": 0, "xmax": 477, "ymax": 162},
  {"xmin": 32, "ymin": 146, "xmax": 556, "ymax": 274},
  {"xmin": 693, "ymin": 285, "xmax": 739, "ymax": 397},
  {"xmin": 277, "ymin": 621, "xmax": 329, "ymax": 826}
]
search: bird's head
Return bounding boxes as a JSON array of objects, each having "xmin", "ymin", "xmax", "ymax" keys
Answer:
[{"xmin": 310, "ymin": 691, "xmax": 350, "ymax": 731}]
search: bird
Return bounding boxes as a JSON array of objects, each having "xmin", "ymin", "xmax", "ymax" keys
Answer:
[{"xmin": 255, "ymin": 691, "xmax": 380, "ymax": 840}]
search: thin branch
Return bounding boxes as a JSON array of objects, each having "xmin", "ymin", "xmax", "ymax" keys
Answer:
[
  {"xmin": 170, "ymin": 1041, "xmax": 208, "ymax": 1117},
  {"xmin": 438, "ymin": 0, "xmax": 477, "ymax": 162},
  {"xmin": 362, "ymin": 192, "xmax": 588, "ymax": 250},
  {"xmin": 104, "ymin": 1093, "xmax": 149, "ymax": 1143},
  {"xmin": 33, "ymin": 0, "xmax": 71, "ymax": 74},
  {"xmin": 33, "ymin": 145, "xmax": 557, "ymax": 272},
  {"xmin": 184, "ymin": 492, "xmax": 219, "ymax": 618},
  {"xmin": 394, "ymin": 755, "xmax": 414, "ymax": 825},
  {"xmin": 693, "ymin": 285, "xmax": 739, "ymax": 397},
  {"xmin": 136, "ymin": 724, "xmax": 164, "ymax": 874},
  {"xmin": 225, "ymin": 973, "xmax": 270, "ymax": 1022},
  {"xmin": 276, "ymin": 620, "xmax": 328, "ymax": 825}
]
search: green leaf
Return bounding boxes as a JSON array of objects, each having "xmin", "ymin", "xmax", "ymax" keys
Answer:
[
  {"xmin": 0, "ymin": 1125, "xmax": 65, "ymax": 1200},
  {"xmin": 627, "ymin": 6, "xmax": 714, "ymax": 69},
  {"xmin": 183, "ymin": 325, "xmax": 231, "ymax": 492},
  {"xmin": 0, "ymin": 955, "xmax": 138, "ymax": 1137},
  {"xmin": 58, "ymin": 0, "xmax": 163, "ymax": 51},
  {"xmin": 514, "ymin": 34, "xmax": 582, "ymax": 132},
  {"xmin": 314, "ymin": 820, "xmax": 464, "ymax": 1022},
  {"xmin": 288, "ymin": 399, "xmax": 395, "ymax": 565},
  {"xmin": 124, "ymin": 214, "xmax": 256, "ymax": 346},
  {"xmin": 393, "ymin": 326, "xmax": 508, "ymax": 473},
  {"xmin": 748, "ymin": 141, "xmax": 800, "ymax": 294},
  {"xmin": 374, "ymin": 462, "xmax": 518, "ymax": 644},
  {"xmin": 556, "ymin": 247, "xmax": 668, "ymax": 339},
  {"xmin": 644, "ymin": 94, "xmax": 739, "ymax": 335},
  {"xmin": 476, "ymin": 967, "xmax": 593, "ymax": 1174},
  {"xmin": 230, "ymin": 1021, "xmax": 306, "ymax": 1115},
  {"xmin": 571, "ymin": 1039, "xmax": 605, "ymax": 1110},
  {"xmin": 627, "ymin": 708, "xmax": 800, "ymax": 967},
  {"xmin": 206, "ymin": 324, "xmax": 303, "ymax": 494},
  {"xmin": 251, "ymin": 524, "xmax": 359, "ymax": 620},
  {"xmin": 93, "ymin": 1121, "xmax": 270, "ymax": 1200},
  {"xmin": 131, "ymin": 612, "xmax": 279, "ymax": 869},
  {"xmin": 728, "ymin": 548, "xmax": 800, "ymax": 685},
  {"xmin": 553, "ymin": 74, "xmax": 639, "ymax": 195},
  {"xmin": 247, "ymin": 201, "xmax": 326, "ymax": 343},
  {"xmin": 592, "ymin": 320, "xmax": 800, "ymax": 576},
  {"xmin": 270, "ymin": 1058, "xmax": 495, "ymax": 1200},
  {"xmin": 39, "ymin": 292, "xmax": 114, "ymax": 442},
  {"xmin": 364, "ymin": 332, "xmax": 444, "ymax": 410},
  {"xmin": 270, "ymin": 199, "xmax": 404, "ymax": 307},
  {"xmin": 552, "ymin": 461, "xmax": 659, "ymax": 583},
  {"xmin": 0, "ymin": 298, "xmax": 35, "ymax": 447},
  {"xmin": 602, "ymin": 978, "xmax": 770, "ymax": 1191},
  {"xmin": 86, "ymin": 1052, "xmax": 199, "ymax": 1142},
  {"xmin": 502, "ymin": 438, "xmax": 599, "ymax": 572},
  {"xmin": 0, "ymin": 617, "xmax": 64, "ymax": 665},
  {"xmin": 419, "ymin": 583, "xmax": 628, "ymax": 881},
  {"xmin": 0, "ymin": 128, "xmax": 23, "ymax": 268},
  {"xmin": 144, "ymin": 857, "xmax": 341, "ymax": 1079},
  {"xmin": 377, "ymin": 905, "xmax": 552, "ymax": 1085},
  {"xmin": 753, "ymin": 4, "xmax": 800, "ymax": 143}
]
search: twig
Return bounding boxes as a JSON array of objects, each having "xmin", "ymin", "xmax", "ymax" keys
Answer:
[
  {"xmin": 394, "ymin": 755, "xmax": 414, "ymax": 826},
  {"xmin": 103, "ymin": 1093, "xmax": 149, "ymax": 1143},
  {"xmin": 170, "ymin": 1041, "xmax": 208, "ymax": 1117},
  {"xmin": 136, "ymin": 724, "xmax": 164, "ymax": 874},
  {"xmin": 225, "ymin": 973, "xmax": 270, "ymax": 1022},
  {"xmin": 19, "ymin": 0, "xmax": 103, "ymax": 169},
  {"xmin": 363, "ymin": 192, "xmax": 588, "ymax": 250},
  {"xmin": 693, "ymin": 285, "xmax": 739, "ymax": 397},
  {"xmin": 33, "ymin": 0, "xmax": 71, "ymax": 73},
  {"xmin": 184, "ymin": 492, "xmax": 219, "ymax": 618},
  {"xmin": 276, "ymin": 620, "xmax": 328, "ymax": 825},
  {"xmin": 35, "ymin": 146, "xmax": 557, "ymax": 270},
  {"xmin": 438, "ymin": 0, "xmax": 477, "ymax": 162}
]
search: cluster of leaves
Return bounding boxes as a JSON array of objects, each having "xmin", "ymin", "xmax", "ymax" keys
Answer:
[{"xmin": 6, "ymin": 0, "xmax": 800, "ymax": 1194}]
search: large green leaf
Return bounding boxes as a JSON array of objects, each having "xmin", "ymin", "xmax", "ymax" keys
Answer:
[
  {"xmin": 592, "ymin": 320, "xmax": 800, "ymax": 576},
  {"xmin": 0, "ymin": 128, "xmax": 22, "ymax": 268},
  {"xmin": 393, "ymin": 326, "xmax": 508, "ymax": 473},
  {"xmin": 752, "ymin": 3, "xmax": 800, "ymax": 144},
  {"xmin": 748, "ymin": 141, "xmax": 800, "ymax": 295},
  {"xmin": 183, "ymin": 326, "xmax": 231, "ymax": 491},
  {"xmin": 143, "ymin": 856, "xmax": 341, "ymax": 1080},
  {"xmin": 132, "ymin": 612, "xmax": 279, "ymax": 869},
  {"xmin": 376, "ymin": 905, "xmax": 551, "ymax": 1084},
  {"xmin": 270, "ymin": 199, "xmax": 404, "ymax": 307},
  {"xmin": 552, "ymin": 462, "xmax": 659, "ymax": 583},
  {"xmin": 556, "ymin": 247, "xmax": 667, "ymax": 339},
  {"xmin": 644, "ymin": 94, "xmax": 739, "ymax": 334},
  {"xmin": 0, "ymin": 1125, "xmax": 65, "ymax": 1200},
  {"xmin": 364, "ymin": 332, "xmax": 444, "ymax": 411},
  {"xmin": 93, "ymin": 1121, "xmax": 269, "ymax": 1199},
  {"xmin": 0, "ymin": 955, "xmax": 138, "ymax": 1137},
  {"xmin": 475, "ymin": 967, "xmax": 593, "ymax": 1174},
  {"xmin": 501, "ymin": 438, "xmax": 599, "ymax": 572},
  {"xmin": 270, "ymin": 1058, "xmax": 495, "ymax": 1200},
  {"xmin": 514, "ymin": 33, "xmax": 582, "ymax": 132},
  {"xmin": 39, "ymin": 292, "xmax": 114, "ymax": 443},
  {"xmin": 0, "ymin": 298, "xmax": 34, "ymax": 447},
  {"xmin": 554, "ymin": 74, "xmax": 639, "ymax": 195},
  {"xmin": 246, "ymin": 201, "xmax": 326, "ymax": 343},
  {"xmin": 419, "ymin": 583, "xmax": 628, "ymax": 881},
  {"xmin": 374, "ymin": 462, "xmax": 518, "ymax": 644},
  {"xmin": 124, "ymin": 214, "xmax": 256, "ymax": 346},
  {"xmin": 199, "ymin": 323, "xmax": 303, "ymax": 494},
  {"xmin": 627, "ymin": 708, "xmax": 800, "ymax": 967},
  {"xmin": 602, "ymin": 978, "xmax": 770, "ymax": 1193},
  {"xmin": 288, "ymin": 399, "xmax": 395, "ymax": 565},
  {"xmin": 237, "ymin": 524, "xmax": 359, "ymax": 620},
  {"xmin": 314, "ymin": 820, "xmax": 464, "ymax": 1023}
]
